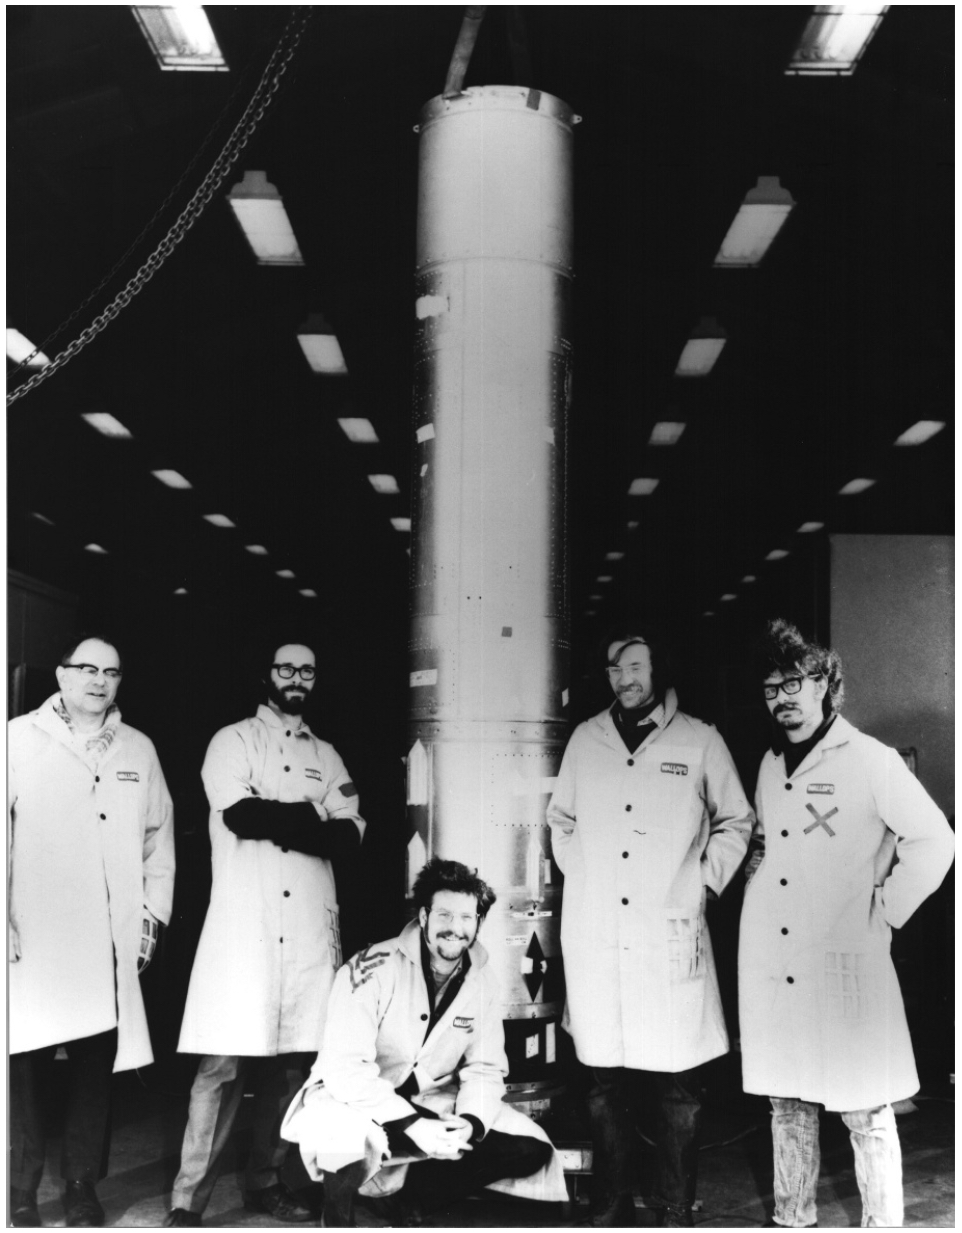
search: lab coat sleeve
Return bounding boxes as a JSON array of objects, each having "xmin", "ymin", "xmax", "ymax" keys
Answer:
[
  {"xmin": 452, "ymin": 979, "xmax": 510, "ymax": 1134},
  {"xmin": 142, "ymin": 739, "xmax": 175, "ymax": 926},
  {"xmin": 319, "ymin": 952, "xmax": 416, "ymax": 1125},
  {"xmin": 316, "ymin": 747, "xmax": 366, "ymax": 842},
  {"xmin": 871, "ymin": 745, "xmax": 955, "ymax": 929},
  {"xmin": 546, "ymin": 737, "xmax": 579, "ymax": 875},
  {"xmin": 201, "ymin": 725, "xmax": 255, "ymax": 813},
  {"xmin": 700, "ymin": 730, "xmax": 754, "ymax": 897}
]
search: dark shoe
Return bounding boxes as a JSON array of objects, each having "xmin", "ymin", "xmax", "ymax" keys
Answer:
[
  {"xmin": 575, "ymin": 1192, "xmax": 637, "ymax": 1227},
  {"xmin": 660, "ymin": 1205, "xmax": 694, "ymax": 1228},
  {"xmin": 10, "ymin": 1188, "xmax": 42, "ymax": 1228},
  {"xmin": 165, "ymin": 1208, "xmax": 205, "ymax": 1228},
  {"xmin": 63, "ymin": 1179, "xmax": 105, "ymax": 1228},
  {"xmin": 359, "ymin": 1191, "xmax": 424, "ymax": 1227},
  {"xmin": 243, "ymin": 1183, "xmax": 313, "ymax": 1223}
]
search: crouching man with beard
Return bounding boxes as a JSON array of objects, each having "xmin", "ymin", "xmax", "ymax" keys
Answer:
[{"xmin": 281, "ymin": 858, "xmax": 568, "ymax": 1227}]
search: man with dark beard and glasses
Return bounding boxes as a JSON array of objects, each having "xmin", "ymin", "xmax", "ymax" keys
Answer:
[{"xmin": 165, "ymin": 640, "xmax": 365, "ymax": 1228}]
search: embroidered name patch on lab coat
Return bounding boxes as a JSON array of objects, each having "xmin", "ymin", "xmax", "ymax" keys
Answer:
[
  {"xmin": 453, "ymin": 1016, "xmax": 474, "ymax": 1030},
  {"xmin": 116, "ymin": 771, "xmax": 140, "ymax": 782},
  {"xmin": 808, "ymin": 783, "xmax": 835, "ymax": 794},
  {"xmin": 305, "ymin": 768, "xmax": 323, "ymax": 781},
  {"xmin": 661, "ymin": 762, "xmax": 688, "ymax": 776}
]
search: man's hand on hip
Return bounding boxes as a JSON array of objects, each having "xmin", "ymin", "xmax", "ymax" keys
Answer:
[{"xmin": 138, "ymin": 909, "xmax": 159, "ymax": 972}]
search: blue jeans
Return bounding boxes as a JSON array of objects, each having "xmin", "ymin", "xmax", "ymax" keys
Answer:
[{"xmin": 770, "ymin": 1098, "xmax": 903, "ymax": 1228}]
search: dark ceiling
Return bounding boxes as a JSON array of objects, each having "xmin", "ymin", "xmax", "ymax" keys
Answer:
[{"xmin": 7, "ymin": 6, "xmax": 955, "ymax": 721}]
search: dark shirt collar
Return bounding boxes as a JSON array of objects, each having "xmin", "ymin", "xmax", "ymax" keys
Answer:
[{"xmin": 774, "ymin": 712, "xmax": 837, "ymax": 777}]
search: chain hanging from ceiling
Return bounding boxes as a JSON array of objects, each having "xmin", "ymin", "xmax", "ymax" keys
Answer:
[{"xmin": 7, "ymin": 6, "xmax": 313, "ymax": 408}]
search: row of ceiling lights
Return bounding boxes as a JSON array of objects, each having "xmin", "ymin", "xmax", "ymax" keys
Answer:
[{"xmin": 584, "ymin": 4, "xmax": 916, "ymax": 623}]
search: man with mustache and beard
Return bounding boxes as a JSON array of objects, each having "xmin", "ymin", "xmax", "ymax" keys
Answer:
[
  {"xmin": 281, "ymin": 857, "xmax": 567, "ymax": 1227},
  {"xmin": 740, "ymin": 619, "xmax": 953, "ymax": 1229},
  {"xmin": 547, "ymin": 623, "xmax": 753, "ymax": 1228},
  {"xmin": 165, "ymin": 640, "xmax": 365, "ymax": 1228}
]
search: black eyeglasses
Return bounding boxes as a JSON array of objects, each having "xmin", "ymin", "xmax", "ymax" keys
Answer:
[
  {"xmin": 763, "ymin": 675, "xmax": 818, "ymax": 701},
  {"xmin": 63, "ymin": 663, "xmax": 123, "ymax": 680},
  {"xmin": 273, "ymin": 664, "xmax": 316, "ymax": 681}
]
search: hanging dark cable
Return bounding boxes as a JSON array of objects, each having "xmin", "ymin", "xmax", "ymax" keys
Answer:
[
  {"xmin": 7, "ymin": 6, "xmax": 313, "ymax": 408},
  {"xmin": 443, "ymin": 7, "xmax": 487, "ymax": 97}
]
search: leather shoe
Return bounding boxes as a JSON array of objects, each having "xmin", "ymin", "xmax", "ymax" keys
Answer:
[
  {"xmin": 63, "ymin": 1179, "xmax": 105, "ymax": 1227},
  {"xmin": 243, "ymin": 1183, "xmax": 313, "ymax": 1222},
  {"xmin": 165, "ymin": 1208, "xmax": 205, "ymax": 1227},
  {"xmin": 10, "ymin": 1188, "xmax": 41, "ymax": 1228}
]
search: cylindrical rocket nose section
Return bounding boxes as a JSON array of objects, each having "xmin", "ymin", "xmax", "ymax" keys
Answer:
[{"xmin": 407, "ymin": 85, "xmax": 575, "ymax": 1112}]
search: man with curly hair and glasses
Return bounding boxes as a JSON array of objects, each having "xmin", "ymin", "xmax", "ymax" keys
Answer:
[
  {"xmin": 281, "ymin": 857, "xmax": 567, "ymax": 1227},
  {"xmin": 166, "ymin": 638, "xmax": 365, "ymax": 1228},
  {"xmin": 740, "ymin": 618, "xmax": 954, "ymax": 1229}
]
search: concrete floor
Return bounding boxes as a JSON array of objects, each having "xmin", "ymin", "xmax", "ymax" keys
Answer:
[{"xmin": 22, "ymin": 1074, "xmax": 954, "ymax": 1228}]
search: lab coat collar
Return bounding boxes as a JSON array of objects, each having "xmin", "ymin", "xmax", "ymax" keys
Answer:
[
  {"xmin": 257, "ymin": 701, "xmax": 312, "ymax": 738},
  {"xmin": 397, "ymin": 918, "xmax": 490, "ymax": 972},
  {"xmin": 32, "ymin": 692, "xmax": 123, "ymax": 745},
  {"xmin": 597, "ymin": 686, "xmax": 678, "ymax": 742},
  {"xmin": 774, "ymin": 711, "xmax": 855, "ymax": 778}
]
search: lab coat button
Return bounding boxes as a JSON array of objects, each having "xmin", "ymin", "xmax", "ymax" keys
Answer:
[
  {"xmin": 786, "ymin": 976, "xmax": 794, "ymax": 984},
  {"xmin": 99, "ymin": 813, "xmax": 106, "ymax": 820},
  {"xmin": 95, "ymin": 776, "xmax": 100, "ymax": 783},
  {"xmin": 283, "ymin": 890, "xmax": 290, "ymax": 898},
  {"xmin": 420, "ymin": 1013, "xmax": 428, "ymax": 1021},
  {"xmin": 627, "ymin": 759, "xmax": 634, "ymax": 767},
  {"xmin": 785, "ymin": 783, "xmax": 793, "ymax": 791},
  {"xmin": 781, "ymin": 830, "xmax": 789, "ymax": 837},
  {"xmin": 284, "ymin": 765, "xmax": 291, "ymax": 772},
  {"xmin": 282, "ymin": 847, "xmax": 289, "ymax": 854},
  {"xmin": 781, "ymin": 927, "xmax": 789, "ymax": 935},
  {"xmin": 622, "ymin": 851, "xmax": 629, "ymax": 859},
  {"xmin": 780, "ymin": 878, "xmax": 787, "ymax": 886},
  {"xmin": 621, "ymin": 897, "xmax": 629, "ymax": 905},
  {"xmin": 286, "ymin": 730, "xmax": 291, "ymax": 737},
  {"xmin": 625, "ymin": 804, "xmax": 632, "ymax": 812}
]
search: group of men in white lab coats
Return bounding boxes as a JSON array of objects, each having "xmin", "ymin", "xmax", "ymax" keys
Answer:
[{"xmin": 8, "ymin": 618, "xmax": 954, "ymax": 1230}]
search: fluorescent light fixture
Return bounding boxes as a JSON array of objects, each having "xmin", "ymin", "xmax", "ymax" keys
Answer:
[
  {"xmin": 391, "ymin": 517, "xmax": 412, "ymax": 532},
  {"xmin": 786, "ymin": 5, "xmax": 888, "ymax": 77},
  {"xmin": 586, "ymin": 610, "xmax": 597, "ymax": 617},
  {"xmin": 84, "ymin": 543, "xmax": 108, "ymax": 555},
  {"xmin": 703, "ymin": 611, "xmax": 716, "ymax": 618},
  {"xmin": 741, "ymin": 574, "xmax": 757, "ymax": 584},
  {"xmin": 228, "ymin": 171, "xmax": 304, "ymax": 266},
  {"xmin": 649, "ymin": 421, "xmax": 686, "ymax": 446},
  {"xmin": 839, "ymin": 477, "xmax": 876, "ymax": 495},
  {"xmin": 152, "ymin": 468, "xmax": 192, "ymax": 489},
  {"xmin": 7, "ymin": 328, "xmax": 50, "ymax": 368},
  {"xmin": 605, "ymin": 552, "xmax": 625, "ymax": 561},
  {"xmin": 627, "ymin": 520, "xmax": 640, "ymax": 530},
  {"xmin": 203, "ymin": 513, "xmax": 235, "ymax": 528},
  {"xmin": 597, "ymin": 575, "xmax": 613, "ymax": 584},
  {"xmin": 31, "ymin": 512, "xmax": 55, "ymax": 525},
  {"xmin": 798, "ymin": 521, "xmax": 825, "ymax": 533},
  {"xmin": 296, "ymin": 313, "xmax": 348, "ymax": 375},
  {"xmin": 628, "ymin": 478, "xmax": 659, "ymax": 496},
  {"xmin": 276, "ymin": 569, "xmax": 296, "ymax": 579},
  {"xmin": 894, "ymin": 420, "xmax": 945, "ymax": 446},
  {"xmin": 299, "ymin": 588, "xmax": 318, "ymax": 598},
  {"xmin": 338, "ymin": 418, "xmax": 379, "ymax": 444},
  {"xmin": 675, "ymin": 317, "xmax": 727, "ymax": 377},
  {"xmin": 720, "ymin": 593, "xmax": 737, "ymax": 602},
  {"xmin": 131, "ymin": 5, "xmax": 228, "ymax": 71},
  {"xmin": 713, "ymin": 177, "xmax": 796, "ymax": 268},
  {"xmin": 173, "ymin": 587, "xmax": 188, "ymax": 595},
  {"xmin": 368, "ymin": 474, "xmax": 400, "ymax": 495},
  {"xmin": 81, "ymin": 411, "xmax": 133, "ymax": 439},
  {"xmin": 589, "ymin": 594, "xmax": 603, "ymax": 602},
  {"xmin": 766, "ymin": 549, "xmax": 790, "ymax": 561},
  {"xmin": 244, "ymin": 544, "xmax": 269, "ymax": 555}
]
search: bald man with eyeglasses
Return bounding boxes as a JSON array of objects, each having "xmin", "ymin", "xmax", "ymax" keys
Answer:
[
  {"xmin": 166, "ymin": 639, "xmax": 365, "ymax": 1228},
  {"xmin": 9, "ymin": 634, "xmax": 175, "ymax": 1228}
]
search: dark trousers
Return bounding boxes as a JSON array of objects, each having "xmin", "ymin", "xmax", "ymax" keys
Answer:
[
  {"xmin": 587, "ymin": 1065, "xmax": 702, "ymax": 1211},
  {"xmin": 9, "ymin": 1029, "xmax": 118, "ymax": 1192},
  {"xmin": 324, "ymin": 1130, "xmax": 552, "ymax": 1223}
]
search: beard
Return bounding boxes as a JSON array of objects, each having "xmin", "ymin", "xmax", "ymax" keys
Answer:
[
  {"xmin": 267, "ymin": 678, "xmax": 309, "ymax": 714},
  {"xmin": 774, "ymin": 705, "xmax": 803, "ymax": 729}
]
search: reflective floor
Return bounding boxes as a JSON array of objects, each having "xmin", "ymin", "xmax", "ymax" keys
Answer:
[{"xmin": 21, "ymin": 1074, "xmax": 954, "ymax": 1228}]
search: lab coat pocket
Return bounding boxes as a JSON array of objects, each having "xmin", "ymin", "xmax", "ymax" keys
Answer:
[{"xmin": 666, "ymin": 907, "xmax": 705, "ymax": 983}]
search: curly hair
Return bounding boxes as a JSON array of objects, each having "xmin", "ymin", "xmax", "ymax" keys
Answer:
[
  {"xmin": 412, "ymin": 857, "xmax": 497, "ymax": 921},
  {"xmin": 759, "ymin": 618, "xmax": 844, "ymax": 716},
  {"xmin": 597, "ymin": 619, "xmax": 673, "ymax": 699}
]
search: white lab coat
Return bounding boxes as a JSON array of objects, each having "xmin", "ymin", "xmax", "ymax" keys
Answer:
[
  {"xmin": 8, "ymin": 696, "xmax": 175, "ymax": 1071},
  {"xmin": 739, "ymin": 715, "xmax": 954, "ymax": 1111},
  {"xmin": 548, "ymin": 690, "xmax": 753, "ymax": 1071},
  {"xmin": 177, "ymin": 704, "xmax": 364, "ymax": 1056},
  {"xmin": 281, "ymin": 921, "xmax": 569, "ymax": 1203}
]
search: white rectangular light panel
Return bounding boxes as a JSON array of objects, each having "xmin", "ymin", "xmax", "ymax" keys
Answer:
[
  {"xmin": 597, "ymin": 575, "xmax": 613, "ymax": 584},
  {"xmin": 297, "ymin": 333, "xmax": 348, "ymax": 375},
  {"xmin": 152, "ymin": 469, "xmax": 192, "ymax": 489},
  {"xmin": 605, "ymin": 552, "xmax": 625, "ymax": 561},
  {"xmin": 338, "ymin": 418, "xmax": 379, "ymax": 444},
  {"xmin": 244, "ymin": 544, "xmax": 269, "ymax": 555},
  {"xmin": 84, "ymin": 543, "xmax": 109, "ymax": 554},
  {"xmin": 766, "ymin": 549, "xmax": 790, "ymax": 561},
  {"xmin": 203, "ymin": 513, "xmax": 235, "ymax": 528},
  {"xmin": 228, "ymin": 172, "xmax": 303, "ymax": 265},
  {"xmin": 7, "ymin": 328, "xmax": 50, "ymax": 368},
  {"xmin": 299, "ymin": 588, "xmax": 318, "ymax": 598},
  {"xmin": 720, "ymin": 593, "xmax": 736, "ymax": 602},
  {"xmin": 276, "ymin": 569, "xmax": 296, "ymax": 579},
  {"xmin": 786, "ymin": 5, "xmax": 888, "ymax": 77},
  {"xmin": 741, "ymin": 575, "xmax": 757, "ymax": 584},
  {"xmin": 131, "ymin": 6, "xmax": 228, "ymax": 72},
  {"xmin": 894, "ymin": 420, "xmax": 945, "ymax": 446},
  {"xmin": 839, "ymin": 477, "xmax": 876, "ymax": 495},
  {"xmin": 81, "ymin": 412, "xmax": 133, "ymax": 439},
  {"xmin": 648, "ymin": 421, "xmax": 686, "ymax": 446},
  {"xmin": 628, "ymin": 478, "xmax": 659, "ymax": 496},
  {"xmin": 31, "ymin": 512, "xmax": 55, "ymax": 525},
  {"xmin": 797, "ymin": 521, "xmax": 825, "ymax": 533},
  {"xmin": 391, "ymin": 517, "xmax": 412, "ymax": 532},
  {"xmin": 675, "ymin": 337, "xmax": 726, "ymax": 377},
  {"xmin": 368, "ymin": 474, "xmax": 400, "ymax": 495}
]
